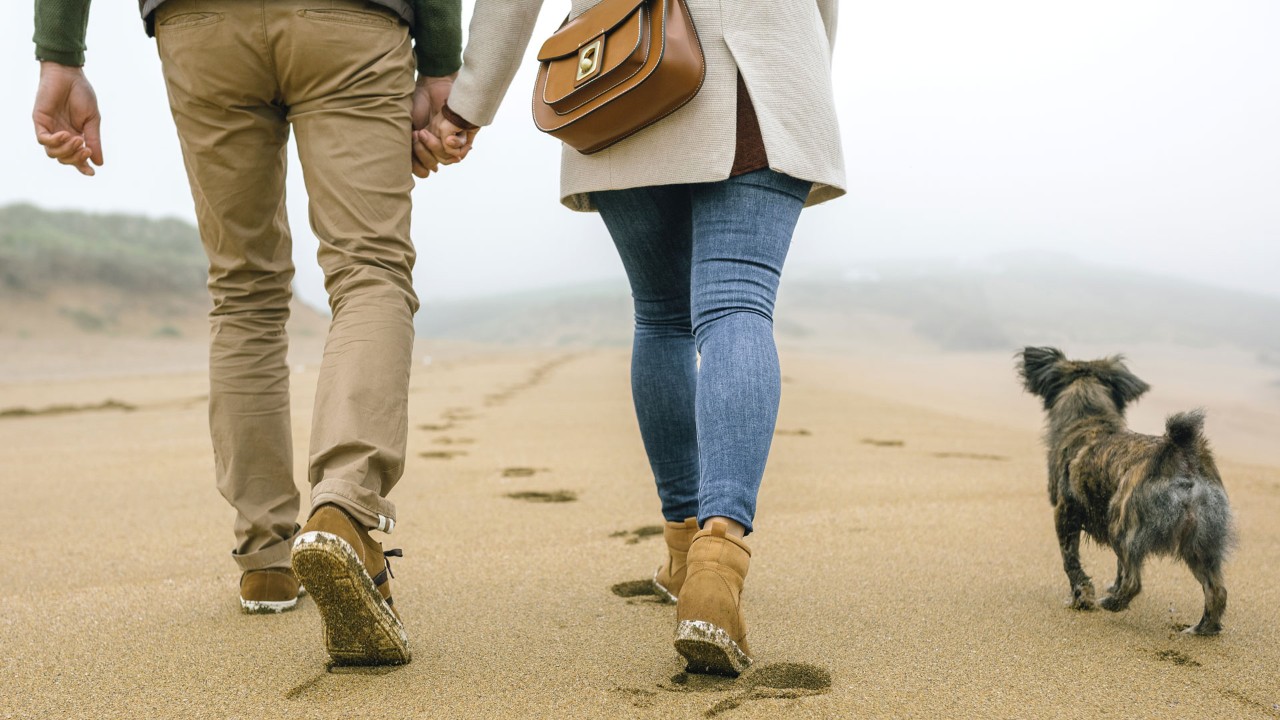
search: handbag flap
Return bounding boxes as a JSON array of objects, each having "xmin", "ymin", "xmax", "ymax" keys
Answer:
[
  {"xmin": 537, "ymin": 0, "xmax": 648, "ymax": 61},
  {"xmin": 542, "ymin": 4, "xmax": 647, "ymax": 105}
]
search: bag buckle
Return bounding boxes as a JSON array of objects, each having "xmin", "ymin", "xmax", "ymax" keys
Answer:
[{"xmin": 576, "ymin": 37, "xmax": 605, "ymax": 84}]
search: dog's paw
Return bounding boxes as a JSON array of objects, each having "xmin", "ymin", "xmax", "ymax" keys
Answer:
[
  {"xmin": 1182, "ymin": 622, "xmax": 1221, "ymax": 637},
  {"xmin": 1067, "ymin": 584, "xmax": 1096, "ymax": 611},
  {"xmin": 1098, "ymin": 594, "xmax": 1127, "ymax": 612}
]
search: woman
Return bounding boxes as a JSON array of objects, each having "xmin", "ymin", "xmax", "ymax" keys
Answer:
[{"xmin": 427, "ymin": 0, "xmax": 844, "ymax": 675}]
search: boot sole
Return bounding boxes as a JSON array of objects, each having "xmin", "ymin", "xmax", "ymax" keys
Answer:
[
  {"xmin": 240, "ymin": 585, "xmax": 306, "ymax": 615},
  {"xmin": 240, "ymin": 597, "xmax": 299, "ymax": 614},
  {"xmin": 652, "ymin": 567, "xmax": 678, "ymax": 603},
  {"xmin": 292, "ymin": 531, "xmax": 411, "ymax": 666},
  {"xmin": 674, "ymin": 620, "xmax": 751, "ymax": 677}
]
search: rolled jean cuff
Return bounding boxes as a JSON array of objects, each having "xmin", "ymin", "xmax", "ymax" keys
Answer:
[
  {"xmin": 230, "ymin": 534, "xmax": 295, "ymax": 572},
  {"xmin": 311, "ymin": 478, "xmax": 398, "ymax": 533}
]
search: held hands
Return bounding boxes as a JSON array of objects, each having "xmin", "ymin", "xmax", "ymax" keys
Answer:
[
  {"xmin": 410, "ymin": 72, "xmax": 478, "ymax": 179},
  {"xmin": 33, "ymin": 62, "xmax": 104, "ymax": 176}
]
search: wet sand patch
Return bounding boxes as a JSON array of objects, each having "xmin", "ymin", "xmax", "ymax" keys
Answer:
[{"xmin": 610, "ymin": 525, "xmax": 664, "ymax": 544}]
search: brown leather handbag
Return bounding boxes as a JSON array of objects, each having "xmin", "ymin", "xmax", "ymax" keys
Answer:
[{"xmin": 532, "ymin": 0, "xmax": 705, "ymax": 154}]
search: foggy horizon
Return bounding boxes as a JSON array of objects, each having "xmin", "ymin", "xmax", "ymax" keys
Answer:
[{"xmin": 3, "ymin": 0, "xmax": 1277, "ymax": 308}]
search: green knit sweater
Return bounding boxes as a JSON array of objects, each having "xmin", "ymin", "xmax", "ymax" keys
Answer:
[{"xmin": 33, "ymin": 0, "xmax": 462, "ymax": 76}]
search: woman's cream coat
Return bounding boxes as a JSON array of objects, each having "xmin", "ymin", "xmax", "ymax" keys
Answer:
[{"xmin": 448, "ymin": 0, "xmax": 845, "ymax": 211}]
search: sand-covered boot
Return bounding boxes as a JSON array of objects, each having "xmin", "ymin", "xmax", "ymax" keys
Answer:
[
  {"xmin": 674, "ymin": 521, "xmax": 752, "ymax": 676},
  {"xmin": 291, "ymin": 504, "xmax": 410, "ymax": 665},
  {"xmin": 654, "ymin": 517, "xmax": 699, "ymax": 602}
]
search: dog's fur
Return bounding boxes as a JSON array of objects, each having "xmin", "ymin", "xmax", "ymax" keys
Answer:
[{"xmin": 1017, "ymin": 347, "xmax": 1234, "ymax": 635}]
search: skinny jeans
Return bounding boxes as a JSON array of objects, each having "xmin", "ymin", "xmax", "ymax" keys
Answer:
[{"xmin": 593, "ymin": 169, "xmax": 810, "ymax": 533}]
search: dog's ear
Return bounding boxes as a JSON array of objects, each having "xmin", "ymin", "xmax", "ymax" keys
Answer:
[
  {"xmin": 1095, "ymin": 355, "xmax": 1150, "ymax": 412},
  {"xmin": 1017, "ymin": 346, "xmax": 1068, "ymax": 407}
]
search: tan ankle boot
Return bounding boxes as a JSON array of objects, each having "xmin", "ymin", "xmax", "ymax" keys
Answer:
[
  {"xmin": 292, "ymin": 504, "xmax": 410, "ymax": 666},
  {"xmin": 674, "ymin": 521, "xmax": 752, "ymax": 676},
  {"xmin": 654, "ymin": 517, "xmax": 699, "ymax": 602}
]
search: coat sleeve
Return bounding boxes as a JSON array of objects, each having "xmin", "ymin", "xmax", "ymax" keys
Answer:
[
  {"xmin": 819, "ymin": 0, "xmax": 839, "ymax": 55},
  {"xmin": 818, "ymin": 0, "xmax": 837, "ymax": 55},
  {"xmin": 414, "ymin": 0, "xmax": 464, "ymax": 76},
  {"xmin": 444, "ymin": 0, "xmax": 547, "ymax": 127},
  {"xmin": 33, "ymin": 0, "xmax": 93, "ymax": 66}
]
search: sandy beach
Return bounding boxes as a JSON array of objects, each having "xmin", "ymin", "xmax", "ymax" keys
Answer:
[{"xmin": 1, "ymin": 343, "xmax": 1277, "ymax": 719}]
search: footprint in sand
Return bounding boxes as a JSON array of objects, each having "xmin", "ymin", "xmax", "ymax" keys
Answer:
[
  {"xmin": 610, "ymin": 579, "xmax": 672, "ymax": 605},
  {"xmin": 420, "ymin": 450, "xmax": 467, "ymax": 460},
  {"xmin": 443, "ymin": 407, "xmax": 477, "ymax": 422},
  {"xmin": 610, "ymin": 526, "xmax": 664, "ymax": 544},
  {"xmin": 861, "ymin": 438, "xmax": 904, "ymax": 447},
  {"xmin": 932, "ymin": 451, "xmax": 1009, "ymax": 461},
  {"xmin": 505, "ymin": 490, "xmax": 577, "ymax": 503},
  {"xmin": 501, "ymin": 467, "xmax": 548, "ymax": 478},
  {"xmin": 1155, "ymin": 649, "xmax": 1201, "ymax": 667},
  {"xmin": 0, "ymin": 399, "xmax": 136, "ymax": 419},
  {"xmin": 614, "ymin": 663, "xmax": 833, "ymax": 715},
  {"xmin": 433, "ymin": 437, "xmax": 476, "ymax": 446}
]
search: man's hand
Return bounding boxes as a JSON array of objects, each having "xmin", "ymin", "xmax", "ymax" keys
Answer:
[
  {"xmin": 411, "ymin": 73, "xmax": 456, "ymax": 179},
  {"xmin": 421, "ymin": 113, "xmax": 478, "ymax": 166},
  {"xmin": 33, "ymin": 62, "xmax": 103, "ymax": 177}
]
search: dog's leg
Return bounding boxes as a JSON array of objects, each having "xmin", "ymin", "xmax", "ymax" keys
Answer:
[
  {"xmin": 1105, "ymin": 558, "xmax": 1124, "ymax": 596},
  {"xmin": 1099, "ymin": 540, "xmax": 1144, "ymax": 611},
  {"xmin": 1184, "ymin": 558, "xmax": 1226, "ymax": 636},
  {"xmin": 1055, "ymin": 504, "xmax": 1095, "ymax": 610}
]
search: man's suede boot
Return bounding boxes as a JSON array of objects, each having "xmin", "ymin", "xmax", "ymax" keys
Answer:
[
  {"xmin": 291, "ymin": 504, "xmax": 410, "ymax": 665},
  {"xmin": 654, "ymin": 517, "xmax": 699, "ymax": 602},
  {"xmin": 674, "ymin": 521, "xmax": 752, "ymax": 676},
  {"xmin": 239, "ymin": 567, "xmax": 304, "ymax": 614}
]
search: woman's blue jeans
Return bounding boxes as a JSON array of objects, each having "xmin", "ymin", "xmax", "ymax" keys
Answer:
[{"xmin": 593, "ymin": 169, "xmax": 811, "ymax": 534}]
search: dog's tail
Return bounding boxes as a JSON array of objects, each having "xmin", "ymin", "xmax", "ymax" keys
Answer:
[{"xmin": 1165, "ymin": 409, "xmax": 1206, "ymax": 450}]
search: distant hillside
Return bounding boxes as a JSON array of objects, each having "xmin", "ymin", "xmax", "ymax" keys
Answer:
[
  {"xmin": 782, "ymin": 255, "xmax": 1280, "ymax": 355},
  {"xmin": 417, "ymin": 256, "xmax": 1280, "ymax": 359},
  {"xmin": 0, "ymin": 203, "xmax": 325, "ymax": 339}
]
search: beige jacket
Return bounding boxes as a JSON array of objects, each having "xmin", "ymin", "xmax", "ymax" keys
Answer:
[{"xmin": 448, "ymin": 0, "xmax": 846, "ymax": 211}]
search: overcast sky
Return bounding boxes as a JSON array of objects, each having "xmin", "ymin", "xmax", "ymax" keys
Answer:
[{"xmin": 2, "ymin": 1, "xmax": 1277, "ymax": 308}]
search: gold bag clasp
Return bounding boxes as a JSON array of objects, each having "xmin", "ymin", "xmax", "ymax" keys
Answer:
[{"xmin": 576, "ymin": 37, "xmax": 604, "ymax": 83}]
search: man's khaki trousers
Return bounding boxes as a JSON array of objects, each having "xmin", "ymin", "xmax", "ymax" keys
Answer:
[{"xmin": 156, "ymin": 0, "xmax": 419, "ymax": 571}]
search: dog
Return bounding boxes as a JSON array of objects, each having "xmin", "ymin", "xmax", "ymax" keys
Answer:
[{"xmin": 1017, "ymin": 347, "xmax": 1234, "ymax": 635}]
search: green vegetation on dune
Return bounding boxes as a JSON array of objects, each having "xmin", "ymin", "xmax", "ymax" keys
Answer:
[{"xmin": 0, "ymin": 203, "xmax": 206, "ymax": 297}]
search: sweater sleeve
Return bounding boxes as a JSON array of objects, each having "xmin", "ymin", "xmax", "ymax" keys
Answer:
[
  {"xmin": 447, "ymin": 0, "xmax": 546, "ymax": 127},
  {"xmin": 413, "ymin": 0, "xmax": 463, "ymax": 76},
  {"xmin": 33, "ymin": 0, "xmax": 93, "ymax": 66}
]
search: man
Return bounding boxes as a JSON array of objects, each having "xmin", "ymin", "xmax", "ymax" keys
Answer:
[{"xmin": 32, "ymin": 0, "xmax": 463, "ymax": 666}]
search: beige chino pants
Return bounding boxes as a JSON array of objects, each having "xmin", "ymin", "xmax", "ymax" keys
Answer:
[{"xmin": 156, "ymin": 0, "xmax": 419, "ymax": 571}]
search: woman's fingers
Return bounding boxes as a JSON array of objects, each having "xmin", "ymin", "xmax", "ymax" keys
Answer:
[{"xmin": 412, "ymin": 134, "xmax": 440, "ymax": 178}]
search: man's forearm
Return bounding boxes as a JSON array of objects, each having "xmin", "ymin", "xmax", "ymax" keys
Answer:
[
  {"xmin": 34, "ymin": 0, "xmax": 93, "ymax": 66},
  {"xmin": 414, "ymin": 0, "xmax": 462, "ymax": 76}
]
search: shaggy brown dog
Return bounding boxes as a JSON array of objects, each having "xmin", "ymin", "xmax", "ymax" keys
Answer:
[{"xmin": 1017, "ymin": 347, "xmax": 1233, "ymax": 635}]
